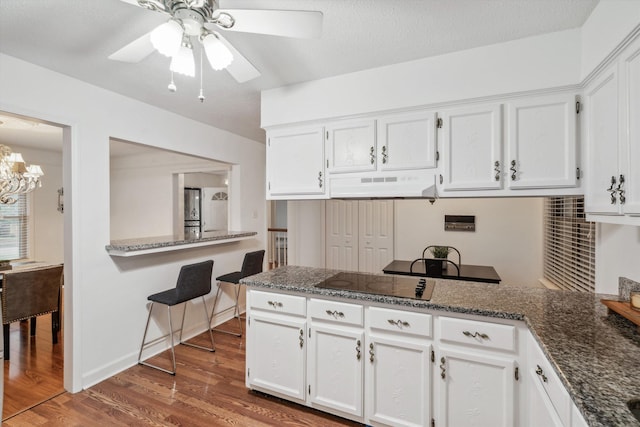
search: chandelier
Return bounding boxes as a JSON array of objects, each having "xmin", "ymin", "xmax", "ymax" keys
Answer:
[{"xmin": 0, "ymin": 144, "xmax": 44, "ymax": 204}]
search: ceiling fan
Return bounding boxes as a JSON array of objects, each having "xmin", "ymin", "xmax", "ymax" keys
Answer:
[{"xmin": 109, "ymin": 0, "xmax": 323, "ymax": 84}]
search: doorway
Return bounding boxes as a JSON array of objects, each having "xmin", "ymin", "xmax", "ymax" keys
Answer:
[{"xmin": 0, "ymin": 112, "xmax": 65, "ymax": 420}]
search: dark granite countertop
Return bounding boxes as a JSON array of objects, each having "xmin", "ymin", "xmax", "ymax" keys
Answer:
[
  {"xmin": 105, "ymin": 230, "xmax": 257, "ymax": 256},
  {"xmin": 241, "ymin": 265, "xmax": 640, "ymax": 427}
]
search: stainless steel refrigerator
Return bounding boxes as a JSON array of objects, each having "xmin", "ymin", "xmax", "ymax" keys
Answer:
[{"xmin": 184, "ymin": 187, "xmax": 201, "ymax": 238}]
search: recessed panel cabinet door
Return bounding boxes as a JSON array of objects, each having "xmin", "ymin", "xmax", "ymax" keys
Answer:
[
  {"xmin": 441, "ymin": 104, "xmax": 503, "ymax": 191},
  {"xmin": 378, "ymin": 110, "xmax": 438, "ymax": 171},
  {"xmin": 267, "ymin": 125, "xmax": 325, "ymax": 199},
  {"xmin": 436, "ymin": 348, "xmax": 516, "ymax": 427},
  {"xmin": 326, "ymin": 119, "xmax": 377, "ymax": 174},
  {"xmin": 506, "ymin": 94, "xmax": 577, "ymax": 189},
  {"xmin": 247, "ymin": 313, "xmax": 306, "ymax": 403},
  {"xmin": 621, "ymin": 35, "xmax": 640, "ymax": 215},
  {"xmin": 584, "ymin": 64, "xmax": 621, "ymax": 214},
  {"xmin": 366, "ymin": 336, "xmax": 432, "ymax": 427}
]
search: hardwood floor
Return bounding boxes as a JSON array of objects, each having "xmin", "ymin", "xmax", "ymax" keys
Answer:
[
  {"xmin": 3, "ymin": 314, "xmax": 64, "ymax": 420},
  {"xmin": 4, "ymin": 319, "xmax": 360, "ymax": 426}
]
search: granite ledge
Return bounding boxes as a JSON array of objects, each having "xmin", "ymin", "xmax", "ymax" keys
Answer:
[
  {"xmin": 241, "ymin": 265, "xmax": 640, "ymax": 427},
  {"xmin": 106, "ymin": 230, "xmax": 257, "ymax": 256}
]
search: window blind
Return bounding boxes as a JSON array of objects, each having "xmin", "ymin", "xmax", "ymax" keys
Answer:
[
  {"xmin": 0, "ymin": 194, "xmax": 29, "ymax": 261},
  {"xmin": 543, "ymin": 196, "xmax": 595, "ymax": 293}
]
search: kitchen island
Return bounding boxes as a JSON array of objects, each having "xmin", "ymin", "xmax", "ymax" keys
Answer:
[{"xmin": 241, "ymin": 265, "xmax": 640, "ymax": 427}]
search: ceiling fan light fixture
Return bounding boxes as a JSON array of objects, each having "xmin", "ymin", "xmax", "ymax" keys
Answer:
[
  {"xmin": 150, "ymin": 19, "xmax": 184, "ymax": 57},
  {"xmin": 170, "ymin": 38, "xmax": 196, "ymax": 77},
  {"xmin": 202, "ymin": 32, "xmax": 233, "ymax": 71}
]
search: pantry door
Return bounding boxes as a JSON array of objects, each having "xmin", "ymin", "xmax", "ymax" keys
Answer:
[{"xmin": 325, "ymin": 200, "xmax": 394, "ymax": 274}]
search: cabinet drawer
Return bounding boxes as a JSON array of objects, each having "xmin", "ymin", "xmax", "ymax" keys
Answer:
[
  {"xmin": 368, "ymin": 306, "xmax": 432, "ymax": 337},
  {"xmin": 439, "ymin": 316, "xmax": 516, "ymax": 352},
  {"xmin": 528, "ymin": 335, "xmax": 571, "ymax": 426},
  {"xmin": 309, "ymin": 298, "xmax": 363, "ymax": 326},
  {"xmin": 249, "ymin": 290, "xmax": 306, "ymax": 316}
]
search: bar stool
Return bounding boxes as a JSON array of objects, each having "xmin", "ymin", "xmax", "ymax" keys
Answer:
[
  {"xmin": 138, "ymin": 260, "xmax": 215, "ymax": 375},
  {"xmin": 210, "ymin": 250, "xmax": 265, "ymax": 337}
]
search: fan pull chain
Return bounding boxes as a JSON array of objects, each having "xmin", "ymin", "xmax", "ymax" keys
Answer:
[
  {"xmin": 198, "ymin": 46, "xmax": 205, "ymax": 102},
  {"xmin": 168, "ymin": 71, "xmax": 177, "ymax": 93}
]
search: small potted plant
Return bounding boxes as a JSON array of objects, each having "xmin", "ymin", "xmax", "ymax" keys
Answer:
[{"xmin": 430, "ymin": 246, "xmax": 450, "ymax": 270}]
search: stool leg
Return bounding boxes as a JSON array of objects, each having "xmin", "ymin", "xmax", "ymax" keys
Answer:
[
  {"xmin": 211, "ymin": 282, "xmax": 242, "ymax": 337},
  {"xmin": 208, "ymin": 285, "xmax": 222, "ymax": 326},
  {"xmin": 180, "ymin": 298, "xmax": 215, "ymax": 352},
  {"xmin": 138, "ymin": 302, "xmax": 177, "ymax": 375}
]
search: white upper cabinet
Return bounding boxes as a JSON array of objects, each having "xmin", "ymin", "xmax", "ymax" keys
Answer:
[
  {"xmin": 266, "ymin": 125, "xmax": 326, "ymax": 199},
  {"xmin": 441, "ymin": 104, "xmax": 503, "ymax": 191},
  {"xmin": 326, "ymin": 119, "xmax": 377, "ymax": 174},
  {"xmin": 377, "ymin": 110, "xmax": 438, "ymax": 171},
  {"xmin": 506, "ymin": 94, "xmax": 577, "ymax": 189},
  {"xmin": 584, "ymin": 34, "xmax": 640, "ymax": 220}
]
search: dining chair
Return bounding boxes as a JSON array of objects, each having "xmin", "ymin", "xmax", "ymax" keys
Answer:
[
  {"xmin": 210, "ymin": 250, "xmax": 265, "ymax": 337},
  {"xmin": 138, "ymin": 259, "xmax": 215, "ymax": 375},
  {"xmin": 1, "ymin": 264, "xmax": 64, "ymax": 360}
]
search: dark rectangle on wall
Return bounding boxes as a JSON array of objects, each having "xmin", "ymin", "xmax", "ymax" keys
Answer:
[{"xmin": 444, "ymin": 215, "xmax": 475, "ymax": 232}]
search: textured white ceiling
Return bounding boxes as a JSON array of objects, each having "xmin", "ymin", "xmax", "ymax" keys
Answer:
[{"xmin": 0, "ymin": 0, "xmax": 599, "ymax": 144}]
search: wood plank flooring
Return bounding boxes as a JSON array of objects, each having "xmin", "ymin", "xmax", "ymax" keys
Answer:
[
  {"xmin": 4, "ymin": 320, "xmax": 360, "ymax": 426},
  {"xmin": 3, "ymin": 314, "xmax": 64, "ymax": 420}
]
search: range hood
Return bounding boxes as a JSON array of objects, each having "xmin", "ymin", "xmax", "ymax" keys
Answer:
[{"xmin": 329, "ymin": 170, "xmax": 438, "ymax": 199}]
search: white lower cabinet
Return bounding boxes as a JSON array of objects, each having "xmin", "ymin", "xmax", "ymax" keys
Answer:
[
  {"xmin": 366, "ymin": 307, "xmax": 433, "ymax": 427},
  {"xmin": 246, "ymin": 291, "xmax": 307, "ymax": 403},
  {"xmin": 435, "ymin": 316, "xmax": 520, "ymax": 427},
  {"xmin": 246, "ymin": 290, "xmax": 588, "ymax": 427}
]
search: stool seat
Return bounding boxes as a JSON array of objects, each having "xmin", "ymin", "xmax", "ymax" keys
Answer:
[{"xmin": 210, "ymin": 250, "xmax": 265, "ymax": 337}]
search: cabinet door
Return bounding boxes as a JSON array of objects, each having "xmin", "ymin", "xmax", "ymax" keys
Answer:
[
  {"xmin": 441, "ymin": 104, "xmax": 503, "ymax": 191},
  {"xmin": 437, "ymin": 348, "xmax": 516, "ymax": 427},
  {"xmin": 366, "ymin": 336, "xmax": 432, "ymax": 427},
  {"xmin": 267, "ymin": 125, "xmax": 326, "ymax": 198},
  {"xmin": 326, "ymin": 119, "xmax": 377, "ymax": 174},
  {"xmin": 247, "ymin": 313, "xmax": 306, "ymax": 403},
  {"xmin": 507, "ymin": 94, "xmax": 577, "ymax": 189},
  {"xmin": 308, "ymin": 324, "xmax": 364, "ymax": 418},
  {"xmin": 621, "ymin": 36, "xmax": 640, "ymax": 215},
  {"xmin": 527, "ymin": 368, "xmax": 564, "ymax": 427},
  {"xmin": 377, "ymin": 110, "xmax": 437, "ymax": 171},
  {"xmin": 584, "ymin": 64, "xmax": 621, "ymax": 214}
]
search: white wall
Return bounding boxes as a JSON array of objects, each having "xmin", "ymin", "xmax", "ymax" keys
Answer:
[
  {"xmin": 394, "ymin": 198, "xmax": 544, "ymax": 287},
  {"xmin": 596, "ymin": 223, "xmax": 640, "ymax": 295},
  {"xmin": 0, "ymin": 53, "xmax": 266, "ymax": 392},
  {"xmin": 262, "ymin": 29, "xmax": 581, "ymax": 127}
]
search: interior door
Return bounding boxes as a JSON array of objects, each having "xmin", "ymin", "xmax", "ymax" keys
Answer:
[
  {"xmin": 358, "ymin": 200, "xmax": 394, "ymax": 274},
  {"xmin": 325, "ymin": 200, "xmax": 359, "ymax": 271},
  {"xmin": 201, "ymin": 187, "xmax": 228, "ymax": 231}
]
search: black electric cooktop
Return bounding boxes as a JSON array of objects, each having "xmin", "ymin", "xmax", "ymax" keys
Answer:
[{"xmin": 316, "ymin": 272, "xmax": 435, "ymax": 301}]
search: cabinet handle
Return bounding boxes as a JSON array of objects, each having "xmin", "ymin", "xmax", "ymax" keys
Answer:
[
  {"xmin": 299, "ymin": 329, "xmax": 304, "ymax": 348},
  {"xmin": 387, "ymin": 319, "xmax": 410, "ymax": 328},
  {"xmin": 462, "ymin": 330, "xmax": 489, "ymax": 340},
  {"xmin": 607, "ymin": 175, "xmax": 617, "ymax": 204},
  {"xmin": 325, "ymin": 310, "xmax": 345, "ymax": 318},
  {"xmin": 318, "ymin": 171, "xmax": 323, "ymax": 188},
  {"xmin": 267, "ymin": 301, "xmax": 283, "ymax": 309},
  {"xmin": 381, "ymin": 145, "xmax": 388, "ymax": 164},
  {"xmin": 440, "ymin": 356, "xmax": 446, "ymax": 379},
  {"xmin": 369, "ymin": 146, "xmax": 375, "ymax": 164},
  {"xmin": 494, "ymin": 161, "xmax": 501, "ymax": 181},
  {"xmin": 535, "ymin": 365, "xmax": 548, "ymax": 382},
  {"xmin": 356, "ymin": 339, "xmax": 361, "ymax": 360},
  {"xmin": 617, "ymin": 174, "xmax": 626, "ymax": 204},
  {"xmin": 369, "ymin": 343, "xmax": 375, "ymax": 363},
  {"xmin": 510, "ymin": 160, "xmax": 517, "ymax": 181}
]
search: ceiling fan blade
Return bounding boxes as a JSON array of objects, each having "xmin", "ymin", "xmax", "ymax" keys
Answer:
[
  {"xmin": 119, "ymin": 0, "xmax": 167, "ymax": 12},
  {"xmin": 215, "ymin": 34, "xmax": 261, "ymax": 83},
  {"xmin": 217, "ymin": 9, "xmax": 323, "ymax": 39},
  {"xmin": 108, "ymin": 32, "xmax": 155, "ymax": 63}
]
